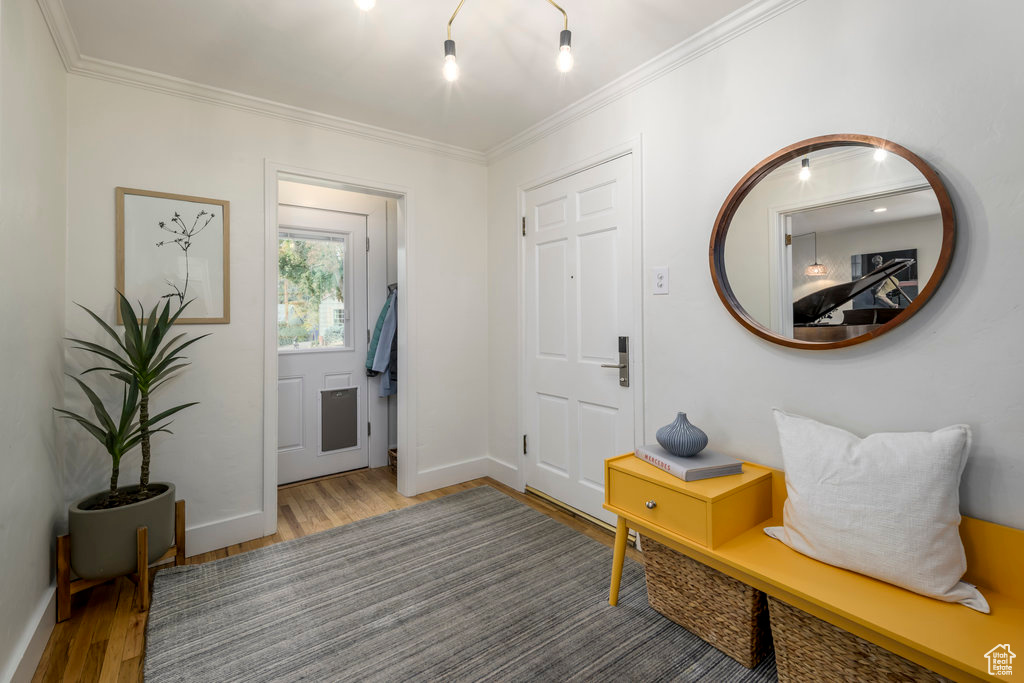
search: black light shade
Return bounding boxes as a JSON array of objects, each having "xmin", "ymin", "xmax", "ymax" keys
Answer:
[
  {"xmin": 444, "ymin": 39, "xmax": 456, "ymax": 58},
  {"xmin": 559, "ymin": 29, "xmax": 571, "ymax": 49}
]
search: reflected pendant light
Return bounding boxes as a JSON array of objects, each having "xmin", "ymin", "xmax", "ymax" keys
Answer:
[
  {"xmin": 442, "ymin": 0, "xmax": 574, "ymax": 82},
  {"xmin": 804, "ymin": 231, "xmax": 827, "ymax": 276},
  {"xmin": 798, "ymin": 158, "xmax": 811, "ymax": 181}
]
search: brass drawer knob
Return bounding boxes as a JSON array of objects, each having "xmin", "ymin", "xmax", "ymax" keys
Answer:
[{"xmin": 645, "ymin": 500, "xmax": 657, "ymax": 509}]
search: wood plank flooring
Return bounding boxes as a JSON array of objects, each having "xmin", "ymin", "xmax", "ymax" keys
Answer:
[{"xmin": 32, "ymin": 467, "xmax": 636, "ymax": 682}]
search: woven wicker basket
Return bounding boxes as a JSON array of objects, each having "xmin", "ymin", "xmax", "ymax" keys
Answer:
[
  {"xmin": 767, "ymin": 596, "xmax": 951, "ymax": 682},
  {"xmin": 640, "ymin": 535, "xmax": 772, "ymax": 668},
  {"xmin": 387, "ymin": 448, "xmax": 398, "ymax": 476}
]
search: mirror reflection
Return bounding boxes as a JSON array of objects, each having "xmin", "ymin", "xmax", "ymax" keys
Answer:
[{"xmin": 724, "ymin": 145, "xmax": 943, "ymax": 343}]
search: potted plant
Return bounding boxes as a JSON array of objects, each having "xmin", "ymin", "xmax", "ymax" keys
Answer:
[{"xmin": 57, "ymin": 293, "xmax": 206, "ymax": 579}]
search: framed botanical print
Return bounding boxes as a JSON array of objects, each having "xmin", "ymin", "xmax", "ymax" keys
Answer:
[{"xmin": 116, "ymin": 187, "xmax": 230, "ymax": 324}]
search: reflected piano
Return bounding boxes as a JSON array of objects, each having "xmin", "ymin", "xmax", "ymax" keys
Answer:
[{"xmin": 792, "ymin": 258, "xmax": 915, "ymax": 342}]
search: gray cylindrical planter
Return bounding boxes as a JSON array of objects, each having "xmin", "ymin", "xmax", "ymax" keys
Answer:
[{"xmin": 68, "ymin": 482, "xmax": 176, "ymax": 580}]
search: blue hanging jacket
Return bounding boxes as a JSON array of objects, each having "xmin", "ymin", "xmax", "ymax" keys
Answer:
[
  {"xmin": 366, "ymin": 290, "xmax": 396, "ymax": 375},
  {"xmin": 372, "ymin": 293, "xmax": 398, "ymax": 396}
]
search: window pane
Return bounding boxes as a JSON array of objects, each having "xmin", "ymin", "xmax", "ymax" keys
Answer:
[{"xmin": 278, "ymin": 234, "xmax": 346, "ymax": 350}]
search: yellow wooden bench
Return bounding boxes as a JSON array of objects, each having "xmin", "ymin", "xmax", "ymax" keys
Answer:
[{"xmin": 604, "ymin": 455, "xmax": 1024, "ymax": 682}]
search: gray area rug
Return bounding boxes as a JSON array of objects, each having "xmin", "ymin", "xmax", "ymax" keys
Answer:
[{"xmin": 146, "ymin": 486, "xmax": 776, "ymax": 682}]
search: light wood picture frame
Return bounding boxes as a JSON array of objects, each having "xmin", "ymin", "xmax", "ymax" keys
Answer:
[{"xmin": 116, "ymin": 187, "xmax": 230, "ymax": 324}]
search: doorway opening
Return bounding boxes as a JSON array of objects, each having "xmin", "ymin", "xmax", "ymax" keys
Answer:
[
  {"xmin": 263, "ymin": 166, "xmax": 406, "ymax": 535},
  {"xmin": 769, "ymin": 184, "xmax": 936, "ymax": 338}
]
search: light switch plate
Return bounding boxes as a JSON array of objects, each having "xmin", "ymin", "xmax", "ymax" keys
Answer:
[{"xmin": 652, "ymin": 267, "xmax": 669, "ymax": 295}]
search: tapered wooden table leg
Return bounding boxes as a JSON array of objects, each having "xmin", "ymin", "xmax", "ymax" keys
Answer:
[
  {"xmin": 137, "ymin": 527, "xmax": 150, "ymax": 611},
  {"xmin": 609, "ymin": 516, "xmax": 628, "ymax": 606},
  {"xmin": 57, "ymin": 535, "xmax": 72, "ymax": 622},
  {"xmin": 174, "ymin": 500, "xmax": 186, "ymax": 566}
]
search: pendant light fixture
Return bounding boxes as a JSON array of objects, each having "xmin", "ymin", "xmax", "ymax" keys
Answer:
[
  {"xmin": 803, "ymin": 232, "xmax": 828, "ymax": 277},
  {"xmin": 798, "ymin": 158, "xmax": 811, "ymax": 181},
  {"xmin": 442, "ymin": 0, "xmax": 574, "ymax": 81},
  {"xmin": 442, "ymin": 0, "xmax": 465, "ymax": 82},
  {"xmin": 549, "ymin": 0, "xmax": 574, "ymax": 73}
]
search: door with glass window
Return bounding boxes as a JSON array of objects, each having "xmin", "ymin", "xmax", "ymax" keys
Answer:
[{"xmin": 277, "ymin": 205, "xmax": 369, "ymax": 484}]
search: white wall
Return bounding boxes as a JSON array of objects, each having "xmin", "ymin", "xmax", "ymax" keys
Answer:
[
  {"xmin": 0, "ymin": 0, "xmax": 67, "ymax": 679},
  {"xmin": 487, "ymin": 0, "xmax": 1024, "ymax": 527},
  {"xmin": 64, "ymin": 75, "xmax": 489, "ymax": 553}
]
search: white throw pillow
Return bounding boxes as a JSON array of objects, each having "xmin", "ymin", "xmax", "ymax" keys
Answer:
[{"xmin": 764, "ymin": 410, "xmax": 988, "ymax": 613}]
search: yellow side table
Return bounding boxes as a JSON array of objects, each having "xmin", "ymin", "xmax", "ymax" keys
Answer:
[{"xmin": 603, "ymin": 453, "xmax": 772, "ymax": 605}]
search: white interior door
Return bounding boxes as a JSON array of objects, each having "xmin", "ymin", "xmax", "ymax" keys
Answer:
[
  {"xmin": 522, "ymin": 154, "xmax": 636, "ymax": 523},
  {"xmin": 277, "ymin": 205, "xmax": 369, "ymax": 484}
]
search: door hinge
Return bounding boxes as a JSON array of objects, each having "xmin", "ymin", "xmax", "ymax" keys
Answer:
[
  {"xmin": 785, "ymin": 234, "xmax": 793, "ymax": 246},
  {"xmin": 366, "ymin": 236, "xmax": 370, "ymax": 252},
  {"xmin": 522, "ymin": 217, "xmax": 526, "ymax": 237},
  {"xmin": 368, "ymin": 422, "xmax": 372, "ymax": 436},
  {"xmin": 523, "ymin": 434, "xmax": 528, "ymax": 455}
]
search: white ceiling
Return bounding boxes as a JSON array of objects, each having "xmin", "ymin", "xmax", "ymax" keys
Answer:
[
  {"xmin": 791, "ymin": 188, "xmax": 940, "ymax": 235},
  {"xmin": 59, "ymin": 0, "xmax": 753, "ymax": 152}
]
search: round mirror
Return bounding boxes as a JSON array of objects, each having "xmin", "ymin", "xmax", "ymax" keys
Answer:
[{"xmin": 710, "ymin": 134, "xmax": 955, "ymax": 349}]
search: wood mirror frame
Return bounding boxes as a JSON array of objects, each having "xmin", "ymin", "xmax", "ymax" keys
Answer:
[{"xmin": 709, "ymin": 133, "xmax": 956, "ymax": 350}]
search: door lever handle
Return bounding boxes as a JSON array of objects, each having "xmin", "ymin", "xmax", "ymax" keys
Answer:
[{"xmin": 606, "ymin": 337, "xmax": 629, "ymax": 387}]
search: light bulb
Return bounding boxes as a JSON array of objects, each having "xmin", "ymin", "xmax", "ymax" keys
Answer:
[
  {"xmin": 556, "ymin": 29, "xmax": 574, "ymax": 74},
  {"xmin": 354, "ymin": 0, "xmax": 375, "ymax": 10},
  {"xmin": 557, "ymin": 45, "xmax": 574, "ymax": 73},
  {"xmin": 872, "ymin": 207, "xmax": 888, "ymax": 213},
  {"xmin": 873, "ymin": 148, "xmax": 887, "ymax": 162},
  {"xmin": 798, "ymin": 158, "xmax": 811, "ymax": 181},
  {"xmin": 443, "ymin": 54, "xmax": 459, "ymax": 82}
]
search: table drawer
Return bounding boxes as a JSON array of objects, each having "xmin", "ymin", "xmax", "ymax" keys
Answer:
[{"xmin": 608, "ymin": 469, "xmax": 707, "ymax": 545}]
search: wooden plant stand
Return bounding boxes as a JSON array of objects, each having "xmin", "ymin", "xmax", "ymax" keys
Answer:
[{"xmin": 56, "ymin": 499, "xmax": 186, "ymax": 622}]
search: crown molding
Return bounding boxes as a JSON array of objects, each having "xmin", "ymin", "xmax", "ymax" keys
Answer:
[
  {"xmin": 36, "ymin": 0, "xmax": 79, "ymax": 71},
  {"xmin": 35, "ymin": 0, "xmax": 487, "ymax": 166},
  {"xmin": 483, "ymin": 0, "xmax": 809, "ymax": 162}
]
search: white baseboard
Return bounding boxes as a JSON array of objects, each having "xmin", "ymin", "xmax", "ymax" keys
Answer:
[
  {"xmin": 7, "ymin": 587, "xmax": 55, "ymax": 683},
  {"xmin": 486, "ymin": 456, "xmax": 521, "ymax": 490},
  {"xmin": 413, "ymin": 456, "xmax": 522, "ymax": 495},
  {"xmin": 184, "ymin": 510, "xmax": 266, "ymax": 557},
  {"xmin": 414, "ymin": 457, "xmax": 490, "ymax": 494}
]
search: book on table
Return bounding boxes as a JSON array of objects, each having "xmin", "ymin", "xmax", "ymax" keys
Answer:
[{"xmin": 635, "ymin": 444, "xmax": 743, "ymax": 482}]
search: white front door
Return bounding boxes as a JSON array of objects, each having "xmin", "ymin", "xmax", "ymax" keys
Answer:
[
  {"xmin": 277, "ymin": 205, "xmax": 369, "ymax": 485},
  {"xmin": 522, "ymin": 154, "xmax": 637, "ymax": 523}
]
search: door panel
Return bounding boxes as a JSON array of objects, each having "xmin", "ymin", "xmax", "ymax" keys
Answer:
[
  {"xmin": 277, "ymin": 376, "xmax": 304, "ymax": 451},
  {"xmin": 578, "ymin": 401, "xmax": 617, "ymax": 490},
  {"xmin": 536, "ymin": 240, "xmax": 568, "ymax": 357},
  {"xmin": 535, "ymin": 195, "xmax": 568, "ymax": 230},
  {"xmin": 578, "ymin": 228, "xmax": 618, "ymax": 362},
  {"xmin": 537, "ymin": 393, "xmax": 570, "ymax": 474},
  {"xmin": 523, "ymin": 154, "xmax": 635, "ymax": 523}
]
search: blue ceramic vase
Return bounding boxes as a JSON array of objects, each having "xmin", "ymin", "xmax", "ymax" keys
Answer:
[{"xmin": 655, "ymin": 412, "xmax": 708, "ymax": 457}]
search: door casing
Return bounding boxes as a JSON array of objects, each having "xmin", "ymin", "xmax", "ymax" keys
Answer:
[{"xmin": 263, "ymin": 161, "xmax": 415, "ymax": 536}]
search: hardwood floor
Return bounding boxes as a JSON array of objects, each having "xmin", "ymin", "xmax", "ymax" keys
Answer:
[{"xmin": 32, "ymin": 467, "xmax": 636, "ymax": 682}]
